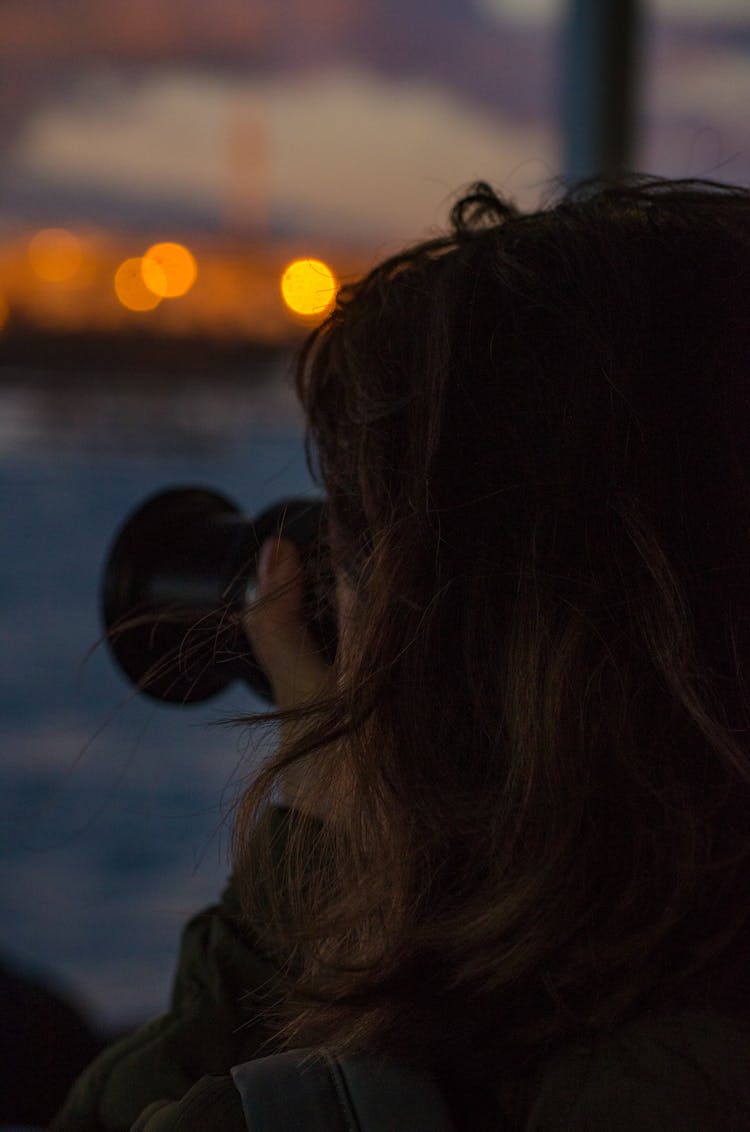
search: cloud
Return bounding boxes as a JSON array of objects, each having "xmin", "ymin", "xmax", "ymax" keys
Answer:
[
  {"xmin": 476, "ymin": 0, "xmax": 750, "ymax": 24},
  {"xmin": 647, "ymin": 46, "xmax": 750, "ymax": 122},
  {"xmin": 10, "ymin": 65, "xmax": 557, "ymax": 243},
  {"xmin": 474, "ymin": 0, "xmax": 561, "ymax": 26},
  {"xmin": 655, "ymin": 0, "xmax": 750, "ymax": 19}
]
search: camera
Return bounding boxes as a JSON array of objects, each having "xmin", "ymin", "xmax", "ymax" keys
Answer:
[{"xmin": 101, "ymin": 487, "xmax": 337, "ymax": 704}]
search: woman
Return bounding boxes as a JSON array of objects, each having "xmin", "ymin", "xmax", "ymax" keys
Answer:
[{"xmin": 54, "ymin": 175, "xmax": 750, "ymax": 1130}]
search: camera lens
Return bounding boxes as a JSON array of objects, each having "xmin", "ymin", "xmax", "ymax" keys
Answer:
[{"xmin": 101, "ymin": 487, "xmax": 336, "ymax": 704}]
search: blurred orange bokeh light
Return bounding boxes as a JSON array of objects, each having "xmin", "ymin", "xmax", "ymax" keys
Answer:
[
  {"xmin": 280, "ymin": 258, "xmax": 337, "ymax": 317},
  {"xmin": 28, "ymin": 228, "xmax": 83, "ymax": 283},
  {"xmin": 142, "ymin": 242, "xmax": 197, "ymax": 298},
  {"xmin": 114, "ymin": 257, "xmax": 164, "ymax": 312}
]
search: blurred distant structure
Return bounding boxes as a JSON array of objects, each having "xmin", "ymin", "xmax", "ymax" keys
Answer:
[
  {"xmin": 0, "ymin": 0, "xmax": 747, "ymax": 363},
  {"xmin": 0, "ymin": 0, "xmax": 562, "ymax": 365},
  {"xmin": 224, "ymin": 103, "xmax": 270, "ymax": 236}
]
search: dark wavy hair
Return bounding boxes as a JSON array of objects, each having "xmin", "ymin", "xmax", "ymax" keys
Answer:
[{"xmin": 231, "ymin": 174, "xmax": 750, "ymax": 1114}]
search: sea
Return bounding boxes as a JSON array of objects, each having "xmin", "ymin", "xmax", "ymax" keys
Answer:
[{"xmin": 0, "ymin": 355, "xmax": 315, "ymax": 1035}]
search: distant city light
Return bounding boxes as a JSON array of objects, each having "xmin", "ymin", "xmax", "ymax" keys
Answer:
[
  {"xmin": 28, "ymin": 228, "xmax": 82, "ymax": 283},
  {"xmin": 114, "ymin": 257, "xmax": 164, "ymax": 312},
  {"xmin": 141, "ymin": 242, "xmax": 197, "ymax": 298},
  {"xmin": 280, "ymin": 258, "xmax": 337, "ymax": 317}
]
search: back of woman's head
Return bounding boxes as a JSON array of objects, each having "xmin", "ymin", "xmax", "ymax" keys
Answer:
[{"xmin": 234, "ymin": 174, "xmax": 750, "ymax": 1085}]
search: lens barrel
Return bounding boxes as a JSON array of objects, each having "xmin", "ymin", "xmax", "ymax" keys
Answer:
[{"xmin": 101, "ymin": 487, "xmax": 336, "ymax": 704}]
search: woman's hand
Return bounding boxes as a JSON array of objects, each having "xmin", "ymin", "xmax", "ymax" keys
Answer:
[{"xmin": 242, "ymin": 536, "xmax": 337, "ymax": 815}]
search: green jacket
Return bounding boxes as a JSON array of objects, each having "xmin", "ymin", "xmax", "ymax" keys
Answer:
[{"xmin": 53, "ymin": 805, "xmax": 750, "ymax": 1131}]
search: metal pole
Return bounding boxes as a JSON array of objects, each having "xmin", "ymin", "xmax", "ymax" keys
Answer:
[{"xmin": 562, "ymin": 0, "xmax": 642, "ymax": 185}]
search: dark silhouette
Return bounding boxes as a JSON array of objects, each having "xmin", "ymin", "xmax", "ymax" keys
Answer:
[{"xmin": 1, "ymin": 955, "xmax": 105, "ymax": 1126}]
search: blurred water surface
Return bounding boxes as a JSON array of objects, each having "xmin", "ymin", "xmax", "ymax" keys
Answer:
[{"xmin": 0, "ymin": 358, "xmax": 315, "ymax": 1029}]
